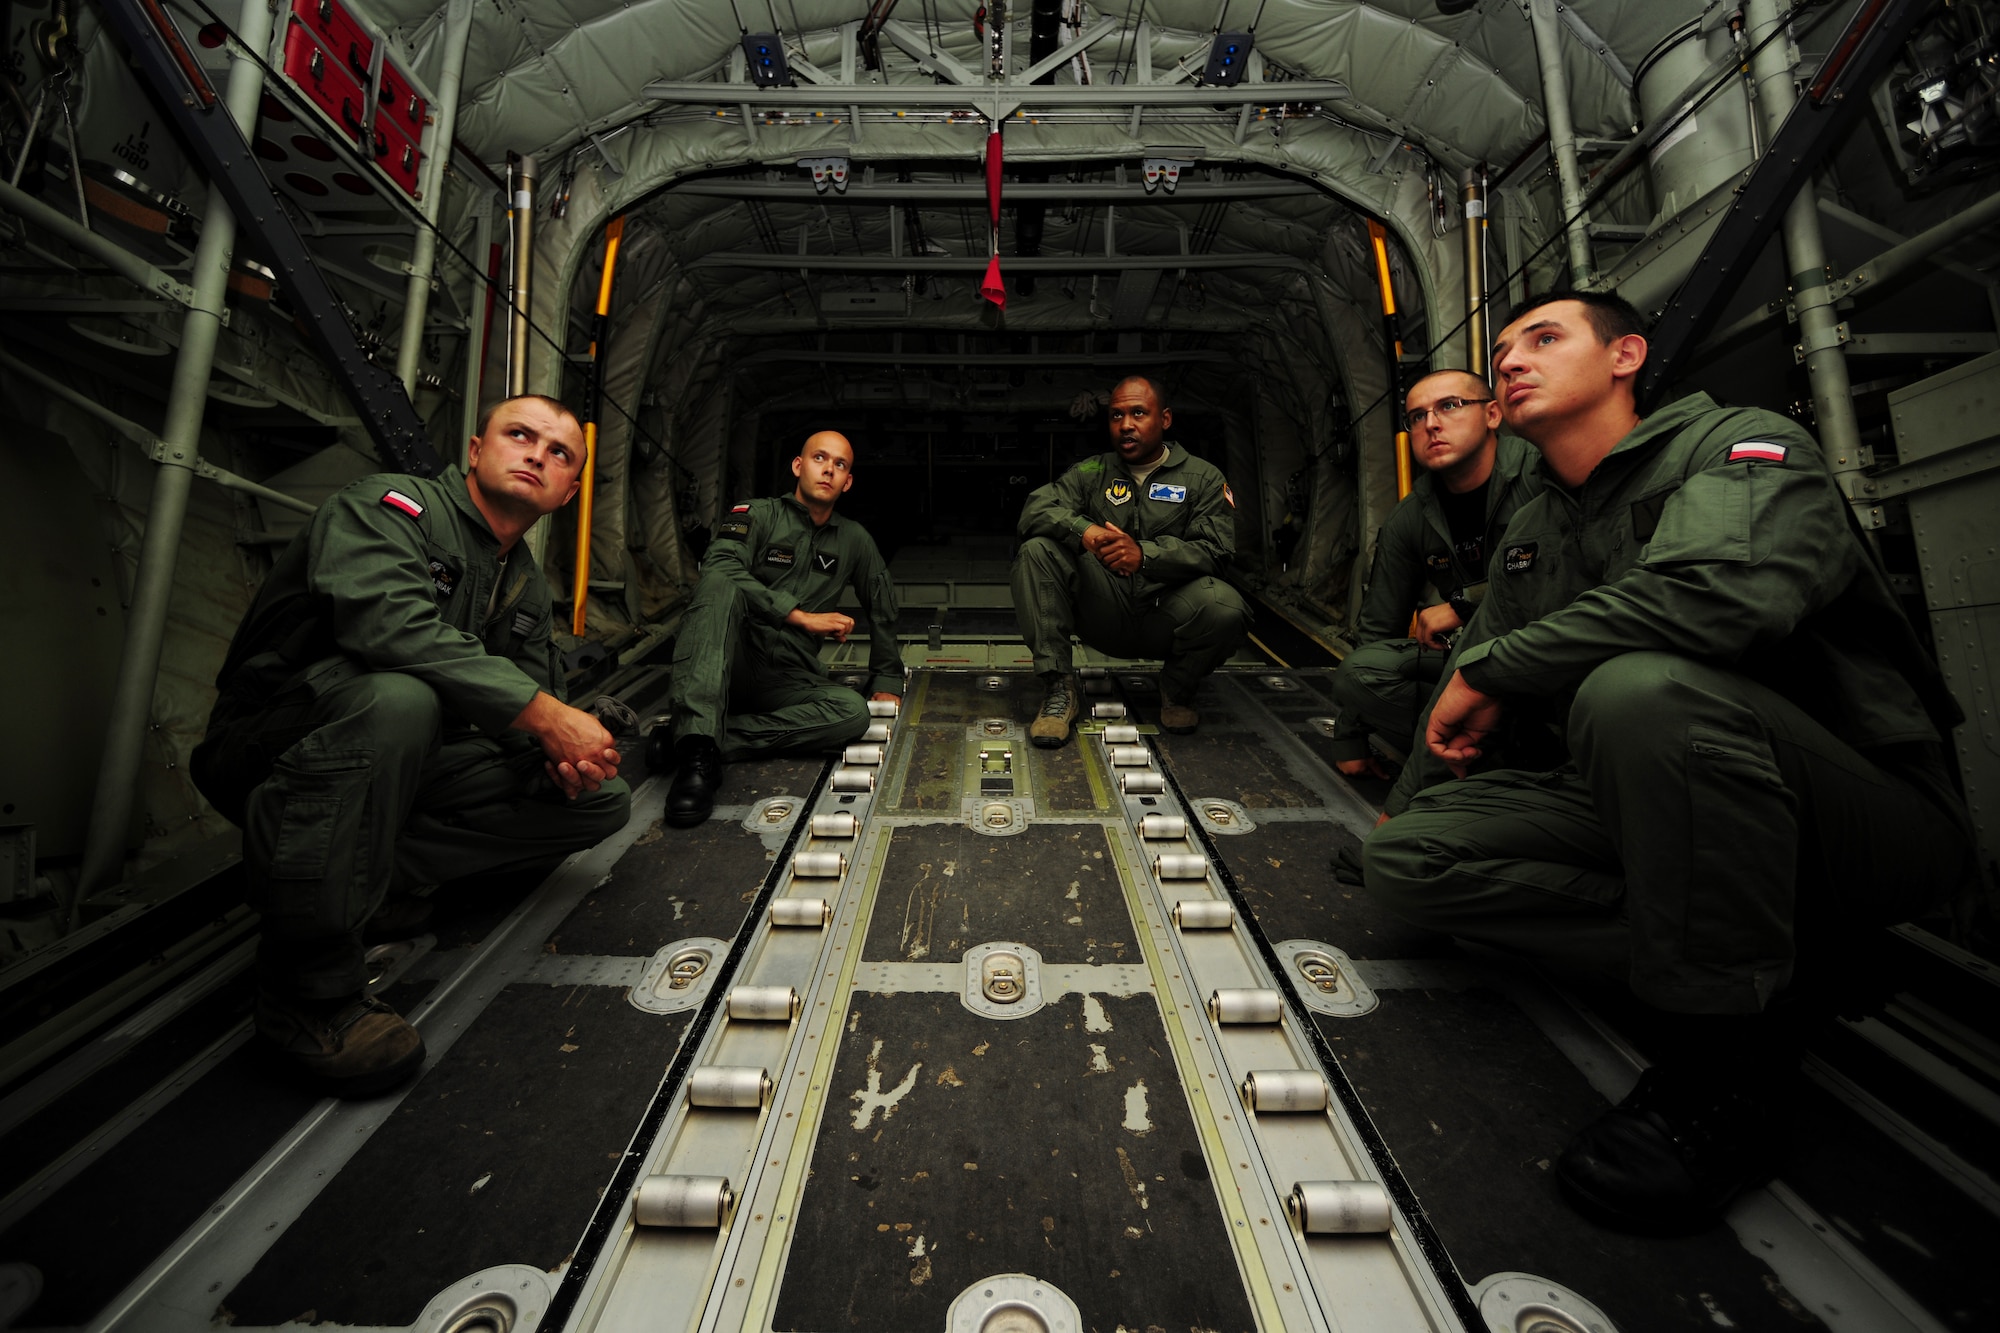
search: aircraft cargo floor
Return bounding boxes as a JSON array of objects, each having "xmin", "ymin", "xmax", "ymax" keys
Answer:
[{"xmin": 1, "ymin": 667, "xmax": 1994, "ymax": 1333}]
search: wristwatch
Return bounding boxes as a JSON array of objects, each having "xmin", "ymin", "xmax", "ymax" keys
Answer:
[{"xmin": 1446, "ymin": 592, "xmax": 1477, "ymax": 623}]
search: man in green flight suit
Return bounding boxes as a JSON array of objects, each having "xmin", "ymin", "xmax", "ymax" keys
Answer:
[
  {"xmin": 1363, "ymin": 293, "xmax": 1973, "ymax": 1232},
  {"xmin": 1013, "ymin": 376, "xmax": 1250, "ymax": 745},
  {"xmin": 659, "ymin": 430, "xmax": 902, "ymax": 827},
  {"xmin": 193, "ymin": 395, "xmax": 630, "ymax": 1097},
  {"xmin": 1327, "ymin": 369, "xmax": 1540, "ymax": 779}
]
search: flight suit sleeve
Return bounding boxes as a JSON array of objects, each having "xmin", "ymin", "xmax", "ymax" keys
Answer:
[
  {"xmin": 1455, "ymin": 431, "xmax": 1857, "ymax": 701},
  {"xmin": 703, "ymin": 501, "xmax": 803, "ymax": 626},
  {"xmin": 1352, "ymin": 498, "xmax": 1430, "ymax": 647},
  {"xmin": 1137, "ymin": 468, "xmax": 1234, "ymax": 583},
  {"xmin": 1018, "ymin": 463, "xmax": 1101, "ymax": 547},
  {"xmin": 305, "ymin": 486, "xmax": 543, "ymax": 734},
  {"xmin": 851, "ymin": 531, "xmax": 905, "ymax": 697}
]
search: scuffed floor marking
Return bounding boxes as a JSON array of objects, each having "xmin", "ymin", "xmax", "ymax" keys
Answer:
[
  {"xmin": 1123, "ymin": 1079, "xmax": 1151, "ymax": 1134},
  {"xmin": 1088, "ymin": 1043, "xmax": 1112, "ymax": 1074},
  {"xmin": 1082, "ymin": 995, "xmax": 1112, "ymax": 1033},
  {"xmin": 850, "ymin": 1038, "xmax": 923, "ymax": 1130}
]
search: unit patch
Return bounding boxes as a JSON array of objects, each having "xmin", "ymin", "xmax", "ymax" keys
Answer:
[
  {"xmin": 1727, "ymin": 441, "xmax": 1789, "ymax": 463},
  {"xmin": 1502, "ymin": 542, "xmax": 1539, "ymax": 574},
  {"xmin": 1425, "ymin": 553, "xmax": 1453, "ymax": 575},
  {"xmin": 764, "ymin": 546, "xmax": 796, "ymax": 568},
  {"xmin": 813, "ymin": 551, "xmax": 839, "ymax": 574},
  {"xmin": 1105, "ymin": 480, "xmax": 1133, "ymax": 507},
  {"xmin": 1148, "ymin": 482, "xmax": 1187, "ymax": 504},
  {"xmin": 718, "ymin": 520, "xmax": 751, "ymax": 540},
  {"xmin": 381, "ymin": 489, "xmax": 425, "ymax": 519},
  {"xmin": 426, "ymin": 557, "xmax": 459, "ymax": 597}
]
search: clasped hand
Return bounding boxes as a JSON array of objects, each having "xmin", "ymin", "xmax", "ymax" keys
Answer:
[
  {"xmin": 1082, "ymin": 523, "xmax": 1143, "ymax": 577},
  {"xmin": 512, "ymin": 692, "xmax": 621, "ymax": 800}
]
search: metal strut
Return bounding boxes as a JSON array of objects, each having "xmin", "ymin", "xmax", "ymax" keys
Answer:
[
  {"xmin": 96, "ymin": 0, "xmax": 443, "ymax": 475},
  {"xmin": 1638, "ymin": 0, "xmax": 1932, "ymax": 409}
]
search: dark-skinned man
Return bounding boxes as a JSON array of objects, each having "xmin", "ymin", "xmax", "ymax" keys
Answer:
[
  {"xmin": 1362, "ymin": 292, "xmax": 1972, "ymax": 1232},
  {"xmin": 1014, "ymin": 376, "xmax": 1250, "ymax": 745},
  {"xmin": 660, "ymin": 431, "xmax": 901, "ymax": 826},
  {"xmin": 1327, "ymin": 369, "xmax": 1539, "ymax": 780},
  {"xmin": 193, "ymin": 394, "xmax": 630, "ymax": 1098}
]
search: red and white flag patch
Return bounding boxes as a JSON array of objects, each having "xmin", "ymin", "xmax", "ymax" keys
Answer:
[
  {"xmin": 381, "ymin": 489, "xmax": 425, "ymax": 519},
  {"xmin": 1727, "ymin": 441, "xmax": 1788, "ymax": 464}
]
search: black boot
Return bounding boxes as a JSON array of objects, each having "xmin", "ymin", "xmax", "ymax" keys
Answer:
[{"xmin": 664, "ymin": 735, "xmax": 724, "ymax": 827}]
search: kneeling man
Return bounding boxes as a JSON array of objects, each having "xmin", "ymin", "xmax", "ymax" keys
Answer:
[
  {"xmin": 1365, "ymin": 293, "xmax": 1973, "ymax": 1231},
  {"xmin": 1013, "ymin": 376, "xmax": 1250, "ymax": 744},
  {"xmin": 659, "ymin": 431, "xmax": 902, "ymax": 826},
  {"xmin": 194, "ymin": 395, "xmax": 630, "ymax": 1097}
]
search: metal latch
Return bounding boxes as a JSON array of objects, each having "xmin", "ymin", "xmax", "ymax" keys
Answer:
[
  {"xmin": 981, "ymin": 951, "xmax": 1024, "ymax": 1002},
  {"xmin": 1296, "ymin": 950, "xmax": 1343, "ymax": 993},
  {"xmin": 666, "ymin": 948, "xmax": 710, "ymax": 989},
  {"xmin": 963, "ymin": 941, "xmax": 1045, "ymax": 1019}
]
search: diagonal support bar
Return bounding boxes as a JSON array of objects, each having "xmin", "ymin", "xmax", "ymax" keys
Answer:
[
  {"xmin": 1638, "ymin": 0, "xmax": 1929, "ymax": 408},
  {"xmin": 97, "ymin": 0, "xmax": 442, "ymax": 474}
]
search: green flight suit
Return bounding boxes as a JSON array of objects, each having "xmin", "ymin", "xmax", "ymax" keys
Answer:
[
  {"xmin": 192, "ymin": 467, "xmax": 631, "ymax": 1001},
  {"xmin": 1013, "ymin": 442, "xmax": 1250, "ymax": 698},
  {"xmin": 1328, "ymin": 435, "xmax": 1541, "ymax": 761},
  {"xmin": 667, "ymin": 494, "xmax": 902, "ymax": 761},
  {"xmin": 1364, "ymin": 393, "xmax": 1972, "ymax": 1015}
]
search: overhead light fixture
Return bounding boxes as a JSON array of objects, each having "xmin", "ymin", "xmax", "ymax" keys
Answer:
[
  {"xmin": 741, "ymin": 33, "xmax": 792, "ymax": 88},
  {"xmin": 1201, "ymin": 33, "xmax": 1252, "ymax": 87}
]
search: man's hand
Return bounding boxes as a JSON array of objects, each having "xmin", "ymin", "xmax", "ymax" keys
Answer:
[
  {"xmin": 1425, "ymin": 669, "xmax": 1504, "ymax": 778},
  {"xmin": 788, "ymin": 608, "xmax": 855, "ymax": 641},
  {"xmin": 512, "ymin": 691, "xmax": 622, "ymax": 799},
  {"xmin": 1413, "ymin": 602, "xmax": 1464, "ymax": 650},
  {"xmin": 1091, "ymin": 522, "xmax": 1143, "ymax": 577},
  {"xmin": 1336, "ymin": 755, "xmax": 1394, "ymax": 781}
]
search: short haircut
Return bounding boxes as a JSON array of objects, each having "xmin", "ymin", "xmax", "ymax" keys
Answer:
[
  {"xmin": 1406, "ymin": 368, "xmax": 1490, "ymax": 402},
  {"xmin": 1508, "ymin": 289, "xmax": 1649, "ymax": 344},
  {"xmin": 477, "ymin": 393, "xmax": 583, "ymax": 436},
  {"xmin": 1111, "ymin": 375, "xmax": 1167, "ymax": 408}
]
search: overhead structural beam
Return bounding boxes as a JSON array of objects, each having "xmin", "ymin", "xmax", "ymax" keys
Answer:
[
  {"xmin": 96, "ymin": 0, "xmax": 440, "ymax": 474},
  {"xmin": 1015, "ymin": 18, "xmax": 1122, "ymax": 86},
  {"xmin": 668, "ymin": 179, "xmax": 1324, "ymax": 203},
  {"xmin": 1640, "ymin": 0, "xmax": 1933, "ymax": 406},
  {"xmin": 693, "ymin": 251, "xmax": 1316, "ymax": 274},
  {"xmin": 731, "ymin": 349, "xmax": 1237, "ymax": 368},
  {"xmin": 877, "ymin": 19, "xmax": 979, "ymax": 86},
  {"xmin": 1527, "ymin": 0, "xmax": 1596, "ymax": 286},
  {"xmin": 641, "ymin": 79, "xmax": 1349, "ymax": 117}
]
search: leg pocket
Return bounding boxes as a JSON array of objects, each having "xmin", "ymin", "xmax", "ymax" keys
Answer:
[
  {"xmin": 248, "ymin": 752, "xmax": 378, "ymax": 935},
  {"xmin": 1682, "ymin": 724, "xmax": 1796, "ymax": 967}
]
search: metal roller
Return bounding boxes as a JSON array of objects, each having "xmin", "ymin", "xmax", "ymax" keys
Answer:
[
  {"xmin": 1286, "ymin": 1180, "xmax": 1392, "ymax": 1235},
  {"xmin": 1082, "ymin": 677, "xmax": 1113, "ymax": 695},
  {"xmin": 1108, "ymin": 746, "xmax": 1152, "ymax": 767},
  {"xmin": 769, "ymin": 897, "xmax": 832, "ymax": 927},
  {"xmin": 1240, "ymin": 1070, "xmax": 1330, "ymax": 1113},
  {"xmin": 867, "ymin": 699, "xmax": 900, "ymax": 716},
  {"xmin": 689, "ymin": 1066, "xmax": 772, "ymax": 1109},
  {"xmin": 1139, "ymin": 814, "xmax": 1187, "ymax": 839},
  {"xmin": 1120, "ymin": 772, "xmax": 1165, "ymax": 794},
  {"xmin": 1102, "ymin": 724, "xmax": 1140, "ymax": 744},
  {"xmin": 1172, "ymin": 899, "xmax": 1234, "ymax": 929},
  {"xmin": 843, "ymin": 744, "xmax": 885, "ymax": 765},
  {"xmin": 811, "ymin": 812, "xmax": 858, "ymax": 837},
  {"xmin": 832, "ymin": 768, "xmax": 875, "ymax": 792},
  {"xmin": 1154, "ymin": 853, "xmax": 1209, "ymax": 879},
  {"xmin": 861, "ymin": 723, "xmax": 892, "ymax": 743},
  {"xmin": 1077, "ymin": 666, "xmax": 1108, "ymax": 678},
  {"xmin": 633, "ymin": 1174, "xmax": 735, "ymax": 1228},
  {"xmin": 1207, "ymin": 988, "xmax": 1283, "ymax": 1024},
  {"xmin": 727, "ymin": 986, "xmax": 801, "ymax": 1021},
  {"xmin": 1091, "ymin": 702, "xmax": 1127, "ymax": 719},
  {"xmin": 792, "ymin": 851, "xmax": 846, "ymax": 878}
]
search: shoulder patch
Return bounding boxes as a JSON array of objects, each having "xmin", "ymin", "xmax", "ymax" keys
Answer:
[
  {"xmin": 381, "ymin": 489, "xmax": 425, "ymax": 519},
  {"xmin": 731, "ymin": 503, "xmax": 751, "ymax": 513},
  {"xmin": 1727, "ymin": 441, "xmax": 1789, "ymax": 464},
  {"xmin": 1223, "ymin": 483, "xmax": 1235, "ymax": 508},
  {"xmin": 1074, "ymin": 459, "xmax": 1105, "ymax": 475},
  {"xmin": 1147, "ymin": 482, "xmax": 1187, "ymax": 504},
  {"xmin": 1501, "ymin": 542, "xmax": 1539, "ymax": 574}
]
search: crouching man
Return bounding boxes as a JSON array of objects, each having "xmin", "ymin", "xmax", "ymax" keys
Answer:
[
  {"xmin": 1012, "ymin": 375, "xmax": 1251, "ymax": 744},
  {"xmin": 657, "ymin": 430, "xmax": 903, "ymax": 827},
  {"xmin": 193, "ymin": 395, "xmax": 630, "ymax": 1097},
  {"xmin": 1364, "ymin": 293, "xmax": 1973, "ymax": 1231}
]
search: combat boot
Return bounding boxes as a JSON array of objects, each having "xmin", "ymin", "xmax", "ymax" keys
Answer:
[
  {"xmin": 1158, "ymin": 689, "xmax": 1200, "ymax": 734},
  {"xmin": 1030, "ymin": 673, "xmax": 1081, "ymax": 748},
  {"xmin": 665, "ymin": 734, "xmax": 724, "ymax": 826},
  {"xmin": 255, "ymin": 992, "xmax": 426, "ymax": 1098}
]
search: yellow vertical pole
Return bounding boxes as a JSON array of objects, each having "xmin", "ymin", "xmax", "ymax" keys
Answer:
[
  {"xmin": 1367, "ymin": 219, "xmax": 1413, "ymax": 499},
  {"xmin": 571, "ymin": 215, "xmax": 625, "ymax": 637}
]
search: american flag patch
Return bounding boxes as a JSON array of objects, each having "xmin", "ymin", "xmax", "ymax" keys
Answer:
[
  {"xmin": 1727, "ymin": 441, "xmax": 1788, "ymax": 463},
  {"xmin": 381, "ymin": 489, "xmax": 425, "ymax": 518}
]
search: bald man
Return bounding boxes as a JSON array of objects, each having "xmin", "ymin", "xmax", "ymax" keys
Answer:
[
  {"xmin": 658, "ymin": 431, "xmax": 903, "ymax": 825},
  {"xmin": 1327, "ymin": 370, "xmax": 1540, "ymax": 777}
]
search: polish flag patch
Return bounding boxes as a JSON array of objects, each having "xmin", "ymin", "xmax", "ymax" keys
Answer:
[
  {"xmin": 1727, "ymin": 441, "xmax": 1789, "ymax": 464},
  {"xmin": 381, "ymin": 489, "xmax": 425, "ymax": 519}
]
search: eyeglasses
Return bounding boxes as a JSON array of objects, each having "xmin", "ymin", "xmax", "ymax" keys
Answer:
[{"xmin": 1403, "ymin": 396, "xmax": 1493, "ymax": 432}]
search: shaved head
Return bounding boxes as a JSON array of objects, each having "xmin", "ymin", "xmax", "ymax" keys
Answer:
[{"xmin": 793, "ymin": 430, "xmax": 856, "ymax": 514}]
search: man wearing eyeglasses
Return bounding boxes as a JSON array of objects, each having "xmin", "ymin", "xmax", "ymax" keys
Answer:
[{"xmin": 1325, "ymin": 370, "xmax": 1539, "ymax": 779}]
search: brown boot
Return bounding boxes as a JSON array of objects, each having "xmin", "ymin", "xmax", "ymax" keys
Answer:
[
  {"xmin": 255, "ymin": 992, "xmax": 426, "ymax": 1098},
  {"xmin": 1158, "ymin": 691, "xmax": 1200, "ymax": 734},
  {"xmin": 1029, "ymin": 674, "xmax": 1081, "ymax": 748}
]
